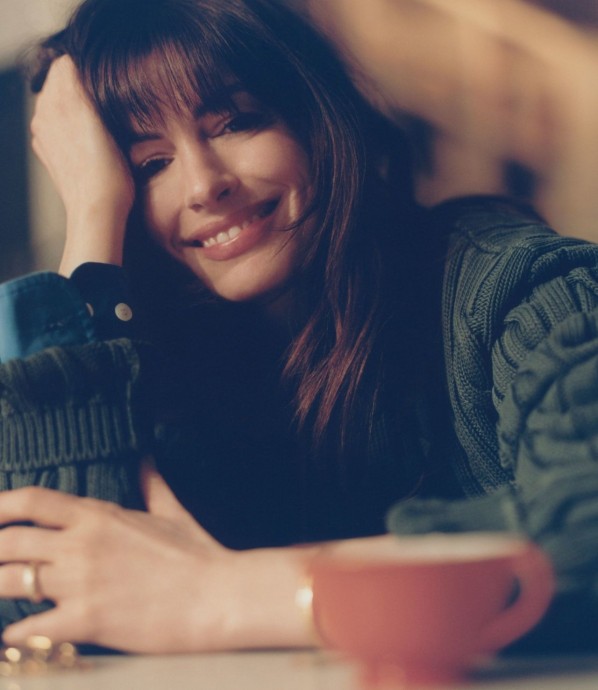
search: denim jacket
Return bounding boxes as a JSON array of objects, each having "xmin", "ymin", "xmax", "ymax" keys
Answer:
[
  {"xmin": 0, "ymin": 263, "xmax": 134, "ymax": 362},
  {"xmin": 0, "ymin": 262, "xmax": 142, "ymax": 631}
]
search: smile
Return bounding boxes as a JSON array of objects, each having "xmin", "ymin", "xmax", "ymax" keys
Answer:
[
  {"xmin": 202, "ymin": 214, "xmax": 255, "ymax": 248},
  {"xmin": 184, "ymin": 199, "xmax": 280, "ymax": 249}
]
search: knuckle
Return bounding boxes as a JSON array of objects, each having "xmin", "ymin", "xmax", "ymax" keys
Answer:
[
  {"xmin": 80, "ymin": 498, "xmax": 122, "ymax": 527},
  {"xmin": 80, "ymin": 496, "xmax": 114, "ymax": 513},
  {"xmin": 12, "ymin": 486, "xmax": 45, "ymax": 513}
]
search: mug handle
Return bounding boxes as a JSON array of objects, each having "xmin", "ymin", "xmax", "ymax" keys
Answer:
[{"xmin": 478, "ymin": 541, "xmax": 555, "ymax": 652}]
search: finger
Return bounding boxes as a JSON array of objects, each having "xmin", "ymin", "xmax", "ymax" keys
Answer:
[
  {"xmin": 0, "ymin": 487, "xmax": 80, "ymax": 529},
  {"xmin": 0, "ymin": 562, "xmax": 53, "ymax": 602},
  {"xmin": 43, "ymin": 55, "xmax": 78, "ymax": 90},
  {"xmin": 0, "ymin": 526, "xmax": 62, "ymax": 563},
  {"xmin": 2, "ymin": 607, "xmax": 84, "ymax": 647}
]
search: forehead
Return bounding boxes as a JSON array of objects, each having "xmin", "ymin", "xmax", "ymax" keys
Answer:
[
  {"xmin": 112, "ymin": 44, "xmax": 243, "ymax": 133},
  {"xmin": 126, "ymin": 84, "xmax": 260, "ymax": 139}
]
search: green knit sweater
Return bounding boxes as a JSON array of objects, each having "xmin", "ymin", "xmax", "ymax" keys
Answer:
[
  {"xmin": 1, "ymin": 197, "xmax": 597, "ymax": 650},
  {"xmin": 388, "ymin": 197, "xmax": 598, "ymax": 652}
]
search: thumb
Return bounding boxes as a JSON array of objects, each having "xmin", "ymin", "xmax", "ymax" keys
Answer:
[{"xmin": 140, "ymin": 456, "xmax": 195, "ymax": 525}]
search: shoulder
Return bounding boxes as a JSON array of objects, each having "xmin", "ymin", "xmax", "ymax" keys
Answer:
[
  {"xmin": 433, "ymin": 195, "xmax": 598, "ymax": 428},
  {"xmin": 430, "ymin": 195, "xmax": 598, "ymax": 272},
  {"xmin": 424, "ymin": 197, "xmax": 598, "ymax": 493},
  {"xmin": 429, "ymin": 196, "xmax": 598, "ymax": 333},
  {"xmin": 429, "ymin": 194, "xmax": 544, "ymax": 232}
]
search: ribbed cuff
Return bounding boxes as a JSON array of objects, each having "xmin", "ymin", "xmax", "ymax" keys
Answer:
[
  {"xmin": 0, "ymin": 400, "xmax": 143, "ymax": 471},
  {"xmin": 0, "ymin": 339, "xmax": 155, "ymax": 470}
]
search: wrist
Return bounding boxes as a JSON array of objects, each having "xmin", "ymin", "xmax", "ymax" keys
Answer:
[
  {"xmin": 60, "ymin": 206, "xmax": 129, "ymax": 276},
  {"xmin": 220, "ymin": 544, "xmax": 324, "ymax": 650},
  {"xmin": 60, "ymin": 242, "xmax": 124, "ymax": 277}
]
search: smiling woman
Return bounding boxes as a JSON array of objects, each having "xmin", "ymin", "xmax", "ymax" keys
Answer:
[
  {"xmin": 127, "ymin": 88, "xmax": 312, "ymax": 303},
  {"xmin": 0, "ymin": 0, "xmax": 597, "ymax": 659}
]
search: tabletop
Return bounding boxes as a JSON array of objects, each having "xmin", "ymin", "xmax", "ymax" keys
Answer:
[{"xmin": 0, "ymin": 649, "xmax": 597, "ymax": 690}]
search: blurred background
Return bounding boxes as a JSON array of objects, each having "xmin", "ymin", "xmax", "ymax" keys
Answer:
[
  {"xmin": 1, "ymin": 0, "xmax": 598, "ymax": 283},
  {"xmin": 0, "ymin": 0, "xmax": 76, "ymax": 280}
]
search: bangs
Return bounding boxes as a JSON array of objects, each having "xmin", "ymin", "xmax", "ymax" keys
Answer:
[
  {"xmin": 66, "ymin": 0, "xmax": 357, "ymax": 197},
  {"xmin": 66, "ymin": 0, "xmax": 372, "ymax": 271},
  {"xmin": 82, "ymin": 10, "xmax": 248, "ymax": 145}
]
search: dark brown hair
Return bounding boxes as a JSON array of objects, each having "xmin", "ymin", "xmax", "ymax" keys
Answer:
[{"xmin": 33, "ymin": 0, "xmax": 417, "ymax": 454}]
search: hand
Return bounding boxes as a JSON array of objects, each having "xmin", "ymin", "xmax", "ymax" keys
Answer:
[
  {"xmin": 0, "ymin": 460, "xmax": 323, "ymax": 652},
  {"xmin": 30, "ymin": 55, "xmax": 135, "ymax": 274},
  {"xmin": 0, "ymin": 460, "xmax": 248, "ymax": 653}
]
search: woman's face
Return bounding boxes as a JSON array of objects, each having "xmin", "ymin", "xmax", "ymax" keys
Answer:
[{"xmin": 128, "ymin": 90, "xmax": 313, "ymax": 305}]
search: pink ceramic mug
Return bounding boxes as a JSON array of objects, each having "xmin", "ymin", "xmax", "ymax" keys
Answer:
[{"xmin": 310, "ymin": 533, "xmax": 555, "ymax": 687}]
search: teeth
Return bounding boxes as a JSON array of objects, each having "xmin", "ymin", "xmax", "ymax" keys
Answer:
[
  {"xmin": 190, "ymin": 201, "xmax": 278, "ymax": 247},
  {"xmin": 200, "ymin": 216, "xmax": 258, "ymax": 247}
]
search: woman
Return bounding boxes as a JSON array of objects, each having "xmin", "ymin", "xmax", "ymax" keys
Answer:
[{"xmin": 0, "ymin": 0, "xmax": 596, "ymax": 653}]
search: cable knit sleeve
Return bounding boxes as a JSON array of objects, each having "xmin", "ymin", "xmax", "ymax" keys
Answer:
[
  {"xmin": 0, "ymin": 337, "xmax": 155, "ymax": 627},
  {"xmin": 387, "ymin": 197, "xmax": 598, "ymax": 652},
  {"xmin": 0, "ymin": 336, "xmax": 156, "ymax": 502}
]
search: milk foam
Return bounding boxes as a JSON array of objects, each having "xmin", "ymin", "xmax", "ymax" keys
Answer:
[{"xmin": 326, "ymin": 533, "xmax": 526, "ymax": 565}]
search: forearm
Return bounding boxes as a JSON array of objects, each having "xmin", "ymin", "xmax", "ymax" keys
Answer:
[
  {"xmin": 203, "ymin": 535, "xmax": 395, "ymax": 651},
  {"xmin": 497, "ymin": 311, "xmax": 598, "ymax": 594},
  {"xmin": 32, "ymin": 57, "xmax": 134, "ymax": 279}
]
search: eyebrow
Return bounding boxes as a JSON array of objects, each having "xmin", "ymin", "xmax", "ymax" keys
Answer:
[{"xmin": 128, "ymin": 84, "xmax": 247, "ymax": 146}]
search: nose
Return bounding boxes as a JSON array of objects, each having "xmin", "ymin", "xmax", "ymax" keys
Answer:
[{"xmin": 181, "ymin": 144, "xmax": 238, "ymax": 210}]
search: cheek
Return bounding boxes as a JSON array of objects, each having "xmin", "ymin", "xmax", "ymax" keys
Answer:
[{"xmin": 246, "ymin": 130, "xmax": 311, "ymax": 190}]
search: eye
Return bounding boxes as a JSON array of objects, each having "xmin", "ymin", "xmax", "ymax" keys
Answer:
[{"xmin": 134, "ymin": 156, "xmax": 172, "ymax": 184}]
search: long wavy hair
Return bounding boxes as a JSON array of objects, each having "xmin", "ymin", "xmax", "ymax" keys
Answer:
[{"xmin": 32, "ymin": 0, "xmax": 419, "ymax": 455}]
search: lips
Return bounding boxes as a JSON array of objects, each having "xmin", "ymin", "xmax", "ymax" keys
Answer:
[
  {"xmin": 180, "ymin": 198, "xmax": 282, "ymax": 261},
  {"xmin": 182, "ymin": 199, "xmax": 280, "ymax": 248}
]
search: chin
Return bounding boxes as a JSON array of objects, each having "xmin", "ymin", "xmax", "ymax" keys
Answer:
[
  {"xmin": 204, "ymin": 263, "xmax": 297, "ymax": 305},
  {"xmin": 213, "ymin": 282, "xmax": 286, "ymax": 304}
]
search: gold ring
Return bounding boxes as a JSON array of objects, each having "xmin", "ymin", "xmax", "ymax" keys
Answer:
[{"xmin": 22, "ymin": 563, "xmax": 44, "ymax": 604}]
